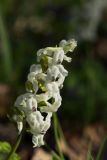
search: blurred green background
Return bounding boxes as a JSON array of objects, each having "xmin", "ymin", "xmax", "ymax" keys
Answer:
[{"xmin": 0, "ymin": 0, "xmax": 107, "ymax": 159}]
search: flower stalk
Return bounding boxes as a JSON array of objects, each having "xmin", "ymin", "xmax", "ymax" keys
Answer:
[
  {"xmin": 6, "ymin": 130, "xmax": 23, "ymax": 160},
  {"xmin": 53, "ymin": 113, "xmax": 65, "ymax": 160}
]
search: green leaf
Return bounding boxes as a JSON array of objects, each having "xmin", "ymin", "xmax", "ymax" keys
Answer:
[
  {"xmin": 0, "ymin": 142, "xmax": 11, "ymax": 153},
  {"xmin": 0, "ymin": 141, "xmax": 21, "ymax": 160},
  {"xmin": 11, "ymin": 153, "xmax": 21, "ymax": 160}
]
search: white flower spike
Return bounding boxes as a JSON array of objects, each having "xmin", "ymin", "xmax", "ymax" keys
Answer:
[{"xmin": 14, "ymin": 39, "xmax": 77, "ymax": 147}]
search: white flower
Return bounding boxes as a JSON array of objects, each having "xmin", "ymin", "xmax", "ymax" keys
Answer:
[
  {"xmin": 46, "ymin": 65, "xmax": 68, "ymax": 88},
  {"xmin": 59, "ymin": 39, "xmax": 77, "ymax": 53},
  {"xmin": 38, "ymin": 82, "xmax": 62, "ymax": 113},
  {"xmin": 27, "ymin": 64, "xmax": 44, "ymax": 93},
  {"xmin": 27, "ymin": 72, "xmax": 37, "ymax": 83},
  {"xmin": 37, "ymin": 49, "xmax": 44, "ymax": 62},
  {"xmin": 27, "ymin": 71, "xmax": 46, "ymax": 93},
  {"xmin": 27, "ymin": 112, "xmax": 52, "ymax": 134},
  {"xmin": 36, "ymin": 82, "xmax": 60, "ymax": 103},
  {"xmin": 37, "ymin": 47, "xmax": 65, "ymax": 65},
  {"xmin": 15, "ymin": 94, "xmax": 26, "ymax": 109},
  {"xmin": 40, "ymin": 94, "xmax": 62, "ymax": 113},
  {"xmin": 52, "ymin": 49, "xmax": 65, "ymax": 64},
  {"xmin": 13, "ymin": 115, "xmax": 23, "ymax": 133},
  {"xmin": 28, "ymin": 64, "xmax": 44, "ymax": 83},
  {"xmin": 42, "ymin": 112, "xmax": 52, "ymax": 130},
  {"xmin": 47, "ymin": 65, "xmax": 60, "ymax": 81},
  {"xmin": 32, "ymin": 134, "xmax": 44, "ymax": 147},
  {"xmin": 17, "ymin": 121, "xmax": 23, "ymax": 133},
  {"xmin": 30, "ymin": 64, "xmax": 42, "ymax": 73},
  {"xmin": 64, "ymin": 55, "xmax": 72, "ymax": 62},
  {"xmin": 58, "ymin": 64, "xmax": 68, "ymax": 77},
  {"xmin": 27, "ymin": 72, "xmax": 38, "ymax": 92},
  {"xmin": 26, "ymin": 111, "xmax": 52, "ymax": 147},
  {"xmin": 36, "ymin": 93, "xmax": 49, "ymax": 103},
  {"xmin": 15, "ymin": 93, "xmax": 37, "ymax": 114},
  {"xmin": 45, "ymin": 82, "xmax": 59, "ymax": 98},
  {"xmin": 26, "ymin": 111, "xmax": 43, "ymax": 134}
]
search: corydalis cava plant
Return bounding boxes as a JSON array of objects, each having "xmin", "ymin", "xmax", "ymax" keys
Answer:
[{"xmin": 13, "ymin": 39, "xmax": 77, "ymax": 147}]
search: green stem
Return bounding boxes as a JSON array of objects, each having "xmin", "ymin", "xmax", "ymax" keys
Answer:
[
  {"xmin": 53, "ymin": 113, "xmax": 65, "ymax": 160},
  {"xmin": 6, "ymin": 130, "xmax": 23, "ymax": 160},
  {"xmin": 55, "ymin": 115, "xmax": 66, "ymax": 144}
]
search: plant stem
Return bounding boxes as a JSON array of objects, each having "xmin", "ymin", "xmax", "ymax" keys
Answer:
[
  {"xmin": 53, "ymin": 113, "xmax": 65, "ymax": 160},
  {"xmin": 6, "ymin": 130, "xmax": 23, "ymax": 160},
  {"xmin": 55, "ymin": 115, "xmax": 66, "ymax": 144}
]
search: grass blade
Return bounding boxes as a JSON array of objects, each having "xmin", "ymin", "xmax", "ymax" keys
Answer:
[{"xmin": 96, "ymin": 136, "xmax": 107, "ymax": 160}]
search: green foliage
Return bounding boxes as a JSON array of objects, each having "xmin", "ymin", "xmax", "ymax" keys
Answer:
[
  {"xmin": 63, "ymin": 56, "xmax": 107, "ymax": 125},
  {"xmin": 0, "ymin": 141, "xmax": 20, "ymax": 160},
  {"xmin": 0, "ymin": 142, "xmax": 11, "ymax": 153}
]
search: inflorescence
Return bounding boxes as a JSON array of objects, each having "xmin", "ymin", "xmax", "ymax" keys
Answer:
[{"xmin": 13, "ymin": 39, "xmax": 77, "ymax": 147}]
